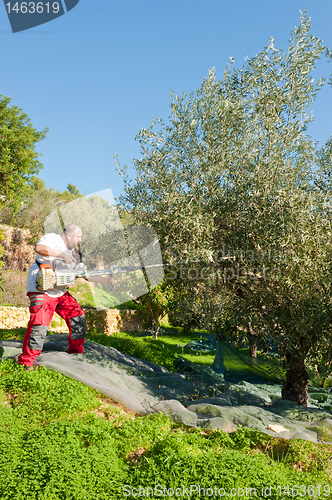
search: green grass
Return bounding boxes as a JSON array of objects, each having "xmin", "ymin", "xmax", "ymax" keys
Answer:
[
  {"xmin": 0, "ymin": 327, "xmax": 26, "ymax": 340},
  {"xmin": 86, "ymin": 329, "xmax": 216, "ymax": 371},
  {"xmin": 0, "ymin": 359, "xmax": 98, "ymax": 426},
  {"xmin": 127, "ymin": 429, "xmax": 332, "ymax": 498},
  {"xmin": 0, "ymin": 326, "xmax": 212, "ymax": 373},
  {"xmin": 147, "ymin": 329, "xmax": 217, "ymax": 366},
  {"xmin": 0, "ymin": 329, "xmax": 332, "ymax": 498},
  {"xmin": 86, "ymin": 331, "xmax": 179, "ymax": 371},
  {"xmin": 0, "ymin": 359, "xmax": 331, "ymax": 499}
]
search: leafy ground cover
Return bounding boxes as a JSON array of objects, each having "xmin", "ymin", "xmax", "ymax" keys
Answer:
[{"xmin": 0, "ymin": 327, "xmax": 332, "ymax": 498}]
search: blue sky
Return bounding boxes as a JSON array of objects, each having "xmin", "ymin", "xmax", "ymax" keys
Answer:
[{"xmin": 1, "ymin": 0, "xmax": 332, "ymax": 200}]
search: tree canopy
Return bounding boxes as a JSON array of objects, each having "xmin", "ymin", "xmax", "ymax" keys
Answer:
[
  {"xmin": 119, "ymin": 13, "xmax": 332, "ymax": 405},
  {"xmin": 0, "ymin": 95, "xmax": 48, "ymax": 212}
]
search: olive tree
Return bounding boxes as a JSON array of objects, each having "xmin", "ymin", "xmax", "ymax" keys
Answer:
[{"xmin": 119, "ymin": 13, "xmax": 332, "ymax": 405}]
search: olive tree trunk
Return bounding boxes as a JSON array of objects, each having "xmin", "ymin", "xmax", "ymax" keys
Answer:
[
  {"xmin": 281, "ymin": 352, "xmax": 310, "ymax": 406},
  {"xmin": 247, "ymin": 321, "xmax": 257, "ymax": 358}
]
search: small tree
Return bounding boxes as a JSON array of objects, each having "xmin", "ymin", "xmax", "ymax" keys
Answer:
[
  {"xmin": 119, "ymin": 13, "xmax": 332, "ymax": 405},
  {"xmin": 137, "ymin": 279, "xmax": 175, "ymax": 339}
]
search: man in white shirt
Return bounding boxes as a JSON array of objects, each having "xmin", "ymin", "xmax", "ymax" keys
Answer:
[{"xmin": 18, "ymin": 224, "xmax": 90, "ymax": 368}]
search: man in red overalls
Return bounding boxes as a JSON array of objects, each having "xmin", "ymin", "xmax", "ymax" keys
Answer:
[{"xmin": 18, "ymin": 224, "xmax": 89, "ymax": 368}]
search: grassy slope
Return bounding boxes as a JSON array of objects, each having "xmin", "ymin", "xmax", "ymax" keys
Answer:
[
  {"xmin": 0, "ymin": 327, "xmax": 332, "ymax": 499},
  {"xmin": 0, "ymin": 273, "xmax": 136, "ymax": 310}
]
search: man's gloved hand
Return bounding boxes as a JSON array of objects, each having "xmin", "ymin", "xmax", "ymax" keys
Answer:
[
  {"xmin": 59, "ymin": 251, "xmax": 76, "ymax": 264},
  {"xmin": 72, "ymin": 248, "xmax": 84, "ymax": 263}
]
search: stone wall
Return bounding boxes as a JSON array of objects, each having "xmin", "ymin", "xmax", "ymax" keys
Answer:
[
  {"xmin": 85, "ymin": 309, "xmax": 144, "ymax": 335},
  {"xmin": 0, "ymin": 306, "xmax": 143, "ymax": 335},
  {"xmin": 0, "ymin": 306, "xmax": 69, "ymax": 332},
  {"xmin": 0, "ymin": 225, "xmax": 36, "ymax": 271}
]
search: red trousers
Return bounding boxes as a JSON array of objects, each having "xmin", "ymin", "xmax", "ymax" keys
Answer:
[{"xmin": 18, "ymin": 291, "xmax": 85, "ymax": 367}]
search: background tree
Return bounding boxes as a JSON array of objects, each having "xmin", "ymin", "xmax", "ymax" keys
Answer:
[
  {"xmin": 0, "ymin": 95, "xmax": 48, "ymax": 213},
  {"xmin": 0, "ymin": 95, "xmax": 47, "ymax": 284},
  {"xmin": 2, "ymin": 178, "xmax": 83, "ymax": 242},
  {"xmin": 119, "ymin": 13, "xmax": 332, "ymax": 405}
]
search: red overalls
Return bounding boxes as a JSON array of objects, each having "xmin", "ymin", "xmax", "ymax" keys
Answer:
[{"xmin": 18, "ymin": 291, "xmax": 85, "ymax": 367}]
